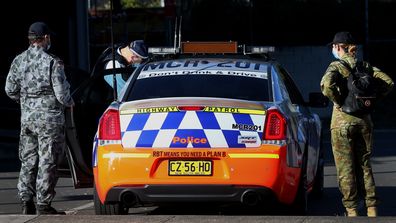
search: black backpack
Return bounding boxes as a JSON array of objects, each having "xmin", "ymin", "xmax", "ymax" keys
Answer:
[{"xmin": 340, "ymin": 60, "xmax": 377, "ymax": 115}]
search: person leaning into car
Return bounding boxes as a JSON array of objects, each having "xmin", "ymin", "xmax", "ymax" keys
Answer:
[
  {"xmin": 102, "ymin": 40, "xmax": 148, "ymax": 98},
  {"xmin": 320, "ymin": 31, "xmax": 393, "ymax": 217},
  {"xmin": 5, "ymin": 21, "xmax": 74, "ymax": 215}
]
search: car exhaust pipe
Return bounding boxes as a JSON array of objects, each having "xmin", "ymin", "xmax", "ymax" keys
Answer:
[
  {"xmin": 121, "ymin": 191, "xmax": 137, "ymax": 207},
  {"xmin": 241, "ymin": 190, "xmax": 261, "ymax": 206}
]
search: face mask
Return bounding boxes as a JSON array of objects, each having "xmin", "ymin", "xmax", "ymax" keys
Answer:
[
  {"xmin": 131, "ymin": 63, "xmax": 140, "ymax": 68},
  {"xmin": 332, "ymin": 48, "xmax": 340, "ymax": 59},
  {"xmin": 44, "ymin": 37, "xmax": 51, "ymax": 51}
]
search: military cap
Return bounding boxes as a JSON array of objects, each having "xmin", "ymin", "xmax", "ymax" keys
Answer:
[
  {"xmin": 28, "ymin": 21, "xmax": 55, "ymax": 37},
  {"xmin": 328, "ymin": 31, "xmax": 356, "ymax": 45}
]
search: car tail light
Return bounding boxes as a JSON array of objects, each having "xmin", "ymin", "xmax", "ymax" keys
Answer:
[
  {"xmin": 264, "ymin": 109, "xmax": 286, "ymax": 140},
  {"xmin": 98, "ymin": 109, "xmax": 121, "ymax": 140},
  {"xmin": 178, "ymin": 106, "xmax": 205, "ymax": 111}
]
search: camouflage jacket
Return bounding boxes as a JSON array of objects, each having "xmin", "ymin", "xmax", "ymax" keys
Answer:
[
  {"xmin": 5, "ymin": 45, "xmax": 74, "ymax": 124},
  {"xmin": 321, "ymin": 53, "xmax": 394, "ymax": 129}
]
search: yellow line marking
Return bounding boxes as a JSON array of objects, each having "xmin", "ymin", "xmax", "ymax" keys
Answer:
[
  {"xmin": 120, "ymin": 106, "xmax": 265, "ymax": 115},
  {"xmin": 204, "ymin": 107, "xmax": 265, "ymax": 115},
  {"xmin": 120, "ymin": 106, "xmax": 179, "ymax": 115},
  {"xmin": 103, "ymin": 153, "xmax": 151, "ymax": 158},
  {"xmin": 228, "ymin": 153, "xmax": 279, "ymax": 159},
  {"xmin": 102, "ymin": 153, "xmax": 278, "ymax": 159}
]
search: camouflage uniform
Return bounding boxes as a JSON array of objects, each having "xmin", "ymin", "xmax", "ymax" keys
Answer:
[
  {"xmin": 5, "ymin": 45, "xmax": 74, "ymax": 206},
  {"xmin": 321, "ymin": 53, "xmax": 393, "ymax": 209}
]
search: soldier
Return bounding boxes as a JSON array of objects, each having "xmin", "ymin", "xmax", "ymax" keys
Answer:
[
  {"xmin": 4, "ymin": 21, "xmax": 74, "ymax": 215},
  {"xmin": 321, "ymin": 31, "xmax": 393, "ymax": 217}
]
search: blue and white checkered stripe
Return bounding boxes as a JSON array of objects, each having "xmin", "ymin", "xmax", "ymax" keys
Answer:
[{"xmin": 120, "ymin": 111, "xmax": 265, "ymax": 148}]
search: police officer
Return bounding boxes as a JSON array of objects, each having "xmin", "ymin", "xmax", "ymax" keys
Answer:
[
  {"xmin": 102, "ymin": 40, "xmax": 148, "ymax": 98},
  {"xmin": 5, "ymin": 21, "xmax": 74, "ymax": 215},
  {"xmin": 321, "ymin": 31, "xmax": 393, "ymax": 217}
]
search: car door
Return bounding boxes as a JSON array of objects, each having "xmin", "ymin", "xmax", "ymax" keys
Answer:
[
  {"xmin": 64, "ymin": 55, "xmax": 139, "ymax": 188},
  {"xmin": 64, "ymin": 67, "xmax": 116, "ymax": 188},
  {"xmin": 276, "ymin": 65, "xmax": 320, "ymax": 185}
]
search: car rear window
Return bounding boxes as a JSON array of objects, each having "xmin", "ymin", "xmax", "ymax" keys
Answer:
[{"xmin": 126, "ymin": 59, "xmax": 271, "ymax": 101}]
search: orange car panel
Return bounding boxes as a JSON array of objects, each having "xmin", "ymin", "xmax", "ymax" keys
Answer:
[{"xmin": 94, "ymin": 143, "xmax": 300, "ymax": 204}]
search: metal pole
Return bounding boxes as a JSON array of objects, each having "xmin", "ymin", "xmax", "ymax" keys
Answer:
[
  {"xmin": 178, "ymin": 16, "xmax": 182, "ymax": 48},
  {"xmin": 110, "ymin": 0, "xmax": 118, "ymax": 101},
  {"xmin": 173, "ymin": 17, "xmax": 178, "ymax": 49},
  {"xmin": 75, "ymin": 0, "xmax": 90, "ymax": 72},
  {"xmin": 364, "ymin": 0, "xmax": 369, "ymax": 61},
  {"xmin": 249, "ymin": 0, "xmax": 254, "ymax": 45}
]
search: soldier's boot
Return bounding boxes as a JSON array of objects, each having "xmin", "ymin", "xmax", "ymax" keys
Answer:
[
  {"xmin": 21, "ymin": 200, "xmax": 36, "ymax": 215},
  {"xmin": 37, "ymin": 205, "xmax": 66, "ymax": 215},
  {"xmin": 367, "ymin": 207, "xmax": 377, "ymax": 217},
  {"xmin": 345, "ymin": 208, "xmax": 358, "ymax": 217}
]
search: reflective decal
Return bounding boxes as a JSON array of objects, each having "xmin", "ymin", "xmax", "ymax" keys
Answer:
[
  {"xmin": 103, "ymin": 153, "xmax": 151, "ymax": 158},
  {"xmin": 139, "ymin": 60, "xmax": 268, "ymax": 80},
  {"xmin": 172, "ymin": 136, "xmax": 208, "ymax": 144},
  {"xmin": 238, "ymin": 135, "xmax": 258, "ymax": 144},
  {"xmin": 120, "ymin": 106, "xmax": 179, "ymax": 115},
  {"xmin": 142, "ymin": 60, "xmax": 267, "ymax": 72},
  {"xmin": 119, "ymin": 110, "xmax": 265, "ymax": 148},
  {"xmin": 120, "ymin": 106, "xmax": 265, "ymax": 115},
  {"xmin": 138, "ymin": 70, "xmax": 267, "ymax": 80},
  {"xmin": 92, "ymin": 133, "xmax": 98, "ymax": 167},
  {"xmin": 204, "ymin": 107, "xmax": 265, "ymax": 115},
  {"xmin": 232, "ymin": 123, "xmax": 262, "ymax": 131},
  {"xmin": 152, "ymin": 150, "xmax": 227, "ymax": 158},
  {"xmin": 228, "ymin": 153, "xmax": 279, "ymax": 159}
]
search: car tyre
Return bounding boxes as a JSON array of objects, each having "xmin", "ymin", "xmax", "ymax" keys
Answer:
[
  {"xmin": 94, "ymin": 184, "xmax": 129, "ymax": 215},
  {"xmin": 311, "ymin": 148, "xmax": 324, "ymax": 198},
  {"xmin": 291, "ymin": 151, "xmax": 308, "ymax": 215}
]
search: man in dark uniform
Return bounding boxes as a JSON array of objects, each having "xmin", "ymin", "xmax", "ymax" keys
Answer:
[
  {"xmin": 101, "ymin": 40, "xmax": 148, "ymax": 98},
  {"xmin": 321, "ymin": 31, "xmax": 393, "ymax": 217},
  {"xmin": 5, "ymin": 21, "xmax": 74, "ymax": 215}
]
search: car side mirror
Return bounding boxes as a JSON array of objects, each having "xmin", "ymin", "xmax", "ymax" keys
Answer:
[{"xmin": 308, "ymin": 92, "xmax": 329, "ymax": 108}]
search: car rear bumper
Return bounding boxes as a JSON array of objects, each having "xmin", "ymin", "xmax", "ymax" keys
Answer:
[
  {"xmin": 105, "ymin": 185, "xmax": 277, "ymax": 207},
  {"xmin": 94, "ymin": 144, "xmax": 301, "ymax": 206}
]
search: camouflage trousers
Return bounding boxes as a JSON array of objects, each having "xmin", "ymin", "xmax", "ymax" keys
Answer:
[
  {"xmin": 17, "ymin": 121, "xmax": 64, "ymax": 205},
  {"xmin": 331, "ymin": 124, "xmax": 378, "ymax": 208}
]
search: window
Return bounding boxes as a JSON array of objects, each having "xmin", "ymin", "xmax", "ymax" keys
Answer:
[
  {"xmin": 277, "ymin": 66, "xmax": 305, "ymax": 105},
  {"xmin": 88, "ymin": 0, "xmax": 164, "ymax": 12},
  {"xmin": 121, "ymin": 0, "xmax": 164, "ymax": 8},
  {"xmin": 127, "ymin": 74, "xmax": 270, "ymax": 102}
]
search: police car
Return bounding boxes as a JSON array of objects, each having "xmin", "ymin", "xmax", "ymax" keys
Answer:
[{"xmin": 65, "ymin": 42, "xmax": 328, "ymax": 215}]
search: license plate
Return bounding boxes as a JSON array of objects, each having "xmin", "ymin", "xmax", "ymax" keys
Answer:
[{"xmin": 168, "ymin": 160, "xmax": 212, "ymax": 176}]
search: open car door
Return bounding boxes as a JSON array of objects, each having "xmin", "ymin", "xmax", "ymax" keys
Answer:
[
  {"xmin": 62, "ymin": 66, "xmax": 115, "ymax": 188},
  {"xmin": 62, "ymin": 51, "xmax": 137, "ymax": 188}
]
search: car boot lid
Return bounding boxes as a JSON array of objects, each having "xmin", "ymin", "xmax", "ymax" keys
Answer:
[{"xmin": 118, "ymin": 97, "xmax": 266, "ymax": 149}]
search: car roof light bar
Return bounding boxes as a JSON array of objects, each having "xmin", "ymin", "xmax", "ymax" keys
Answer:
[
  {"xmin": 243, "ymin": 46, "xmax": 275, "ymax": 55},
  {"xmin": 181, "ymin": 41, "xmax": 238, "ymax": 54},
  {"xmin": 148, "ymin": 47, "xmax": 179, "ymax": 55},
  {"xmin": 148, "ymin": 43, "xmax": 275, "ymax": 56}
]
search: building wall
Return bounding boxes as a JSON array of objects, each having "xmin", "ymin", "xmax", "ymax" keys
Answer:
[{"xmin": 273, "ymin": 46, "xmax": 362, "ymax": 119}]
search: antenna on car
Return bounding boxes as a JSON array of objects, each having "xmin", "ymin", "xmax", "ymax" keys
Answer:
[
  {"xmin": 110, "ymin": 0, "xmax": 118, "ymax": 101},
  {"xmin": 173, "ymin": 16, "xmax": 182, "ymax": 49},
  {"xmin": 178, "ymin": 16, "xmax": 182, "ymax": 49},
  {"xmin": 173, "ymin": 17, "xmax": 178, "ymax": 49}
]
